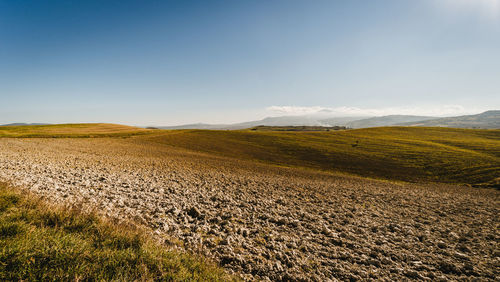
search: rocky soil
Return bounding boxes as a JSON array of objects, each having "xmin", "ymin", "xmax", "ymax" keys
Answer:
[{"xmin": 0, "ymin": 137, "xmax": 498, "ymax": 281}]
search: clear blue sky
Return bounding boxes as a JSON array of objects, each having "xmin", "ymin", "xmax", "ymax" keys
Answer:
[{"xmin": 1, "ymin": 0, "xmax": 499, "ymax": 125}]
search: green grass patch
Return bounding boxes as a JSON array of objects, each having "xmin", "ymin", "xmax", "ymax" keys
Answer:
[
  {"xmin": 0, "ymin": 183, "xmax": 233, "ymax": 281},
  {"xmin": 144, "ymin": 127, "xmax": 500, "ymax": 187}
]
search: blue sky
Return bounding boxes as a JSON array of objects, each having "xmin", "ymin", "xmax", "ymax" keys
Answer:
[{"xmin": 1, "ymin": 0, "xmax": 499, "ymax": 125}]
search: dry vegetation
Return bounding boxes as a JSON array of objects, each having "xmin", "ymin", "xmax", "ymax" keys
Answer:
[
  {"xmin": 145, "ymin": 127, "xmax": 500, "ymax": 187},
  {"xmin": 0, "ymin": 124, "xmax": 498, "ymax": 281},
  {"xmin": 0, "ymin": 123, "xmax": 152, "ymax": 138},
  {"xmin": 0, "ymin": 182, "xmax": 232, "ymax": 281}
]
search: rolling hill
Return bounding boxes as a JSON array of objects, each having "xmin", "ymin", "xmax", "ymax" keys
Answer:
[
  {"xmin": 158, "ymin": 115, "xmax": 364, "ymax": 130},
  {"xmin": 156, "ymin": 110, "xmax": 499, "ymax": 130},
  {"xmin": 0, "ymin": 124, "xmax": 498, "ymax": 280},
  {"xmin": 157, "ymin": 123, "xmax": 228, "ymax": 130},
  {"xmin": 401, "ymin": 110, "xmax": 500, "ymax": 129},
  {"xmin": 0, "ymin": 123, "xmax": 152, "ymax": 137},
  {"xmin": 142, "ymin": 127, "xmax": 500, "ymax": 187},
  {"xmin": 340, "ymin": 115, "xmax": 437, "ymax": 128},
  {"xmin": 1, "ymin": 123, "xmax": 498, "ymax": 187},
  {"xmin": 0, "ymin": 123, "xmax": 50, "ymax": 126}
]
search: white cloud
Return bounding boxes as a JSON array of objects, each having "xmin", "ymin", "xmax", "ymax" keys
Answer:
[
  {"xmin": 266, "ymin": 106, "xmax": 330, "ymax": 115},
  {"xmin": 266, "ymin": 105, "xmax": 485, "ymax": 117}
]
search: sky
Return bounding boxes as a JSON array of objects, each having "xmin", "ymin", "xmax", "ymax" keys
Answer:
[{"xmin": 1, "ymin": 0, "xmax": 499, "ymax": 125}]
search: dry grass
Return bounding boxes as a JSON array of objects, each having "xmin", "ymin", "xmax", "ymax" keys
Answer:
[
  {"xmin": 0, "ymin": 182, "xmax": 234, "ymax": 281},
  {"xmin": 0, "ymin": 135, "xmax": 498, "ymax": 280},
  {"xmin": 0, "ymin": 123, "xmax": 152, "ymax": 138},
  {"xmin": 142, "ymin": 127, "xmax": 500, "ymax": 187},
  {"xmin": 1, "ymin": 124, "xmax": 498, "ymax": 187}
]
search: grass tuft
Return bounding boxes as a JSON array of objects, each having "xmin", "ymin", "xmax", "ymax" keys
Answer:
[{"xmin": 0, "ymin": 182, "xmax": 234, "ymax": 281}]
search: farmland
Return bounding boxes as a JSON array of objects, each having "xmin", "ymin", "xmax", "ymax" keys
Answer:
[{"xmin": 0, "ymin": 124, "xmax": 498, "ymax": 280}]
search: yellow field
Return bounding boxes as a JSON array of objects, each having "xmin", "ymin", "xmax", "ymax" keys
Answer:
[
  {"xmin": 142, "ymin": 127, "xmax": 500, "ymax": 187},
  {"xmin": 1, "ymin": 124, "xmax": 498, "ymax": 187},
  {"xmin": 0, "ymin": 123, "xmax": 152, "ymax": 137},
  {"xmin": 0, "ymin": 125, "xmax": 498, "ymax": 280}
]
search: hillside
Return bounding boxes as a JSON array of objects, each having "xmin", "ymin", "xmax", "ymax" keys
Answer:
[
  {"xmin": 155, "ymin": 110, "xmax": 499, "ymax": 130},
  {"xmin": 250, "ymin": 125, "xmax": 347, "ymax": 131},
  {"xmin": 159, "ymin": 116, "xmax": 363, "ymax": 130},
  {"xmin": 0, "ymin": 133, "xmax": 498, "ymax": 281},
  {"xmin": 0, "ymin": 123, "xmax": 152, "ymax": 138},
  {"xmin": 0, "ymin": 124, "xmax": 497, "ymax": 187},
  {"xmin": 342, "ymin": 115, "xmax": 437, "ymax": 128},
  {"xmin": 401, "ymin": 110, "xmax": 500, "ymax": 129},
  {"xmin": 224, "ymin": 116, "xmax": 349, "ymax": 129},
  {"xmin": 143, "ymin": 127, "xmax": 500, "ymax": 187},
  {"xmin": 0, "ymin": 123, "xmax": 51, "ymax": 126},
  {"xmin": 158, "ymin": 123, "xmax": 227, "ymax": 130}
]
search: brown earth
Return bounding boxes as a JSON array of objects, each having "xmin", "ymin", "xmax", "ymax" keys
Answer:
[{"xmin": 0, "ymin": 137, "xmax": 498, "ymax": 281}]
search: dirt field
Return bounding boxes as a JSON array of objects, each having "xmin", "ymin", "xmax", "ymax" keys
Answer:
[{"xmin": 0, "ymin": 137, "xmax": 498, "ymax": 281}]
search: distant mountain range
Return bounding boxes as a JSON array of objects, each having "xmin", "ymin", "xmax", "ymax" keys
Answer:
[
  {"xmin": 157, "ymin": 110, "xmax": 499, "ymax": 130},
  {"xmin": 341, "ymin": 115, "xmax": 437, "ymax": 129},
  {"xmin": 158, "ymin": 116, "xmax": 364, "ymax": 130},
  {"xmin": 3, "ymin": 111, "xmax": 498, "ymax": 130},
  {"xmin": 0, "ymin": 123, "xmax": 50, "ymax": 126},
  {"xmin": 399, "ymin": 110, "xmax": 500, "ymax": 129}
]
